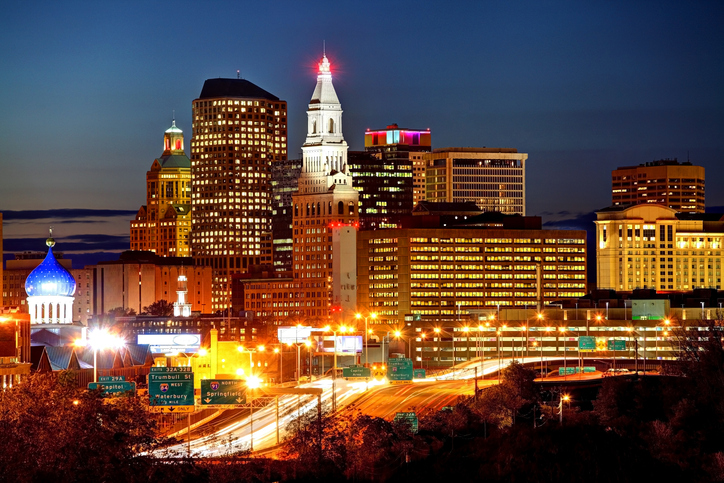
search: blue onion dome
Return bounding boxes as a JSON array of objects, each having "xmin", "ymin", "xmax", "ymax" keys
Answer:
[{"xmin": 25, "ymin": 235, "xmax": 76, "ymax": 297}]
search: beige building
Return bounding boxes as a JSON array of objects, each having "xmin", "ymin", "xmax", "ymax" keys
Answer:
[
  {"xmin": 357, "ymin": 222, "xmax": 587, "ymax": 325},
  {"xmin": 612, "ymin": 159, "xmax": 705, "ymax": 213},
  {"xmin": 130, "ymin": 121, "xmax": 192, "ymax": 256},
  {"xmin": 88, "ymin": 253, "xmax": 212, "ymax": 315},
  {"xmin": 424, "ymin": 147, "xmax": 528, "ymax": 215},
  {"xmin": 190, "ymin": 78, "xmax": 288, "ymax": 312},
  {"xmin": 595, "ymin": 204, "xmax": 724, "ymax": 292}
]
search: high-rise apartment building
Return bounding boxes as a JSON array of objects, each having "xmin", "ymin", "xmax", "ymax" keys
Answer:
[
  {"xmin": 292, "ymin": 54, "xmax": 359, "ymax": 316},
  {"xmin": 595, "ymin": 204, "xmax": 724, "ymax": 292},
  {"xmin": 190, "ymin": 78, "xmax": 287, "ymax": 311},
  {"xmin": 424, "ymin": 148, "xmax": 527, "ymax": 215},
  {"xmin": 348, "ymin": 124, "xmax": 431, "ymax": 229},
  {"xmin": 130, "ymin": 121, "xmax": 191, "ymax": 256},
  {"xmin": 612, "ymin": 159, "xmax": 705, "ymax": 212}
]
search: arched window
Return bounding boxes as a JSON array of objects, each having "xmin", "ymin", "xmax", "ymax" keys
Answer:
[
  {"xmin": 175, "ymin": 140, "xmax": 182, "ymax": 150},
  {"xmin": 294, "ymin": 204, "xmax": 298, "ymax": 217},
  {"xmin": 329, "ymin": 118, "xmax": 334, "ymax": 133},
  {"xmin": 311, "ymin": 203, "xmax": 316, "ymax": 216},
  {"xmin": 338, "ymin": 201, "xmax": 344, "ymax": 215},
  {"xmin": 328, "ymin": 202, "xmax": 332, "ymax": 215},
  {"xmin": 306, "ymin": 204, "xmax": 310, "ymax": 217},
  {"xmin": 317, "ymin": 203, "xmax": 321, "ymax": 216},
  {"xmin": 312, "ymin": 120, "xmax": 317, "ymax": 134},
  {"xmin": 349, "ymin": 202, "xmax": 355, "ymax": 215}
]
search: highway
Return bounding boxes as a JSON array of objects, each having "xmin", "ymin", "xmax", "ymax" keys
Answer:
[{"xmin": 162, "ymin": 355, "xmax": 599, "ymax": 457}]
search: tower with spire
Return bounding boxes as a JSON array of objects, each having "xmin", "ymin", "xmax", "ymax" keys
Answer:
[
  {"xmin": 130, "ymin": 119, "xmax": 192, "ymax": 257},
  {"xmin": 292, "ymin": 53, "xmax": 359, "ymax": 319}
]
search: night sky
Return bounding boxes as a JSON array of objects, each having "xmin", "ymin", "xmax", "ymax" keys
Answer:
[{"xmin": 1, "ymin": 1, "xmax": 723, "ymax": 266}]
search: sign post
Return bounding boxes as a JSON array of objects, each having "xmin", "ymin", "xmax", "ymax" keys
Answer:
[
  {"xmin": 149, "ymin": 367, "xmax": 195, "ymax": 413},
  {"xmin": 387, "ymin": 358, "xmax": 413, "ymax": 384},
  {"xmin": 200, "ymin": 379, "xmax": 247, "ymax": 408}
]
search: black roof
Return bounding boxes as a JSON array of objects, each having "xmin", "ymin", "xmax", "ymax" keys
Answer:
[{"xmin": 198, "ymin": 78, "xmax": 279, "ymax": 101}]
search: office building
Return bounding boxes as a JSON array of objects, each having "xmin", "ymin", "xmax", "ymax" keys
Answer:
[
  {"xmin": 190, "ymin": 78, "xmax": 287, "ymax": 311},
  {"xmin": 87, "ymin": 251, "xmax": 212, "ymax": 316},
  {"xmin": 612, "ymin": 159, "xmax": 705, "ymax": 212},
  {"xmin": 424, "ymin": 147, "xmax": 528, "ymax": 215},
  {"xmin": 271, "ymin": 158, "xmax": 303, "ymax": 275},
  {"xmin": 348, "ymin": 124, "xmax": 431, "ymax": 229},
  {"xmin": 357, "ymin": 214, "xmax": 587, "ymax": 325},
  {"xmin": 595, "ymin": 204, "xmax": 724, "ymax": 292},
  {"xmin": 130, "ymin": 120, "xmax": 192, "ymax": 256}
]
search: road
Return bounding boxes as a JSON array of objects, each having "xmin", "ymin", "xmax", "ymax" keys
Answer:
[{"xmin": 163, "ymin": 355, "xmax": 606, "ymax": 456}]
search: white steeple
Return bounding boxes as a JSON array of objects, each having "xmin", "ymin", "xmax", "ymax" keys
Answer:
[{"xmin": 300, "ymin": 53, "xmax": 353, "ymax": 194}]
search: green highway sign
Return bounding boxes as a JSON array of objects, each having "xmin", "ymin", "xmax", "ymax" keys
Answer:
[
  {"xmin": 201, "ymin": 379, "xmax": 246, "ymax": 406},
  {"xmin": 388, "ymin": 358, "xmax": 413, "ymax": 382},
  {"xmin": 343, "ymin": 365, "xmax": 371, "ymax": 379},
  {"xmin": 149, "ymin": 368, "xmax": 194, "ymax": 411},
  {"xmin": 578, "ymin": 336, "xmax": 596, "ymax": 351},
  {"xmin": 393, "ymin": 412, "xmax": 418, "ymax": 433},
  {"xmin": 607, "ymin": 339, "xmax": 626, "ymax": 351},
  {"xmin": 98, "ymin": 376, "xmax": 125, "ymax": 382},
  {"xmin": 413, "ymin": 369, "xmax": 426, "ymax": 379},
  {"xmin": 558, "ymin": 367, "xmax": 576, "ymax": 376},
  {"xmin": 150, "ymin": 366, "xmax": 192, "ymax": 372},
  {"xmin": 88, "ymin": 381, "xmax": 136, "ymax": 396}
]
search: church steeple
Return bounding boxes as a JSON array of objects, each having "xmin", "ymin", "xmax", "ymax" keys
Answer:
[{"xmin": 163, "ymin": 119, "xmax": 185, "ymax": 155}]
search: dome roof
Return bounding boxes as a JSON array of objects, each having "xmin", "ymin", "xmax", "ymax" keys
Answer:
[
  {"xmin": 165, "ymin": 120, "xmax": 183, "ymax": 134},
  {"xmin": 25, "ymin": 238, "xmax": 76, "ymax": 298}
]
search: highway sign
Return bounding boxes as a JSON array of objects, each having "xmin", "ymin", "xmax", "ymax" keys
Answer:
[
  {"xmin": 413, "ymin": 369, "xmax": 426, "ymax": 379},
  {"xmin": 343, "ymin": 365, "xmax": 371, "ymax": 379},
  {"xmin": 393, "ymin": 412, "xmax": 418, "ymax": 433},
  {"xmin": 387, "ymin": 358, "xmax": 413, "ymax": 382},
  {"xmin": 200, "ymin": 379, "xmax": 246, "ymax": 406},
  {"xmin": 88, "ymin": 381, "xmax": 136, "ymax": 396},
  {"xmin": 150, "ymin": 366, "xmax": 192, "ymax": 373},
  {"xmin": 578, "ymin": 336, "xmax": 596, "ymax": 351},
  {"xmin": 98, "ymin": 376, "xmax": 125, "ymax": 382},
  {"xmin": 149, "ymin": 368, "xmax": 194, "ymax": 411},
  {"xmin": 607, "ymin": 339, "xmax": 626, "ymax": 351},
  {"xmin": 558, "ymin": 367, "xmax": 576, "ymax": 376}
]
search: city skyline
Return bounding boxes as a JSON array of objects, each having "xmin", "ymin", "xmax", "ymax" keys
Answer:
[{"xmin": 2, "ymin": 1, "xmax": 723, "ymax": 263}]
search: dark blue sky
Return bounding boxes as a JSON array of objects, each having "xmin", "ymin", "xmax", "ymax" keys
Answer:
[{"xmin": 1, "ymin": 1, "xmax": 723, "ymax": 257}]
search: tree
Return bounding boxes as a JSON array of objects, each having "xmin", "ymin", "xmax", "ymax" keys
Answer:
[
  {"xmin": 0, "ymin": 372, "xmax": 170, "ymax": 482},
  {"xmin": 107, "ymin": 306, "xmax": 137, "ymax": 317},
  {"xmin": 142, "ymin": 300, "xmax": 174, "ymax": 316}
]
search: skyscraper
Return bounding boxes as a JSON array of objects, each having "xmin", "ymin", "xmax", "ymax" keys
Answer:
[
  {"xmin": 424, "ymin": 147, "xmax": 528, "ymax": 215},
  {"xmin": 190, "ymin": 78, "xmax": 287, "ymax": 312},
  {"xmin": 612, "ymin": 159, "xmax": 705, "ymax": 212},
  {"xmin": 291, "ymin": 53, "xmax": 358, "ymax": 317},
  {"xmin": 348, "ymin": 124, "xmax": 431, "ymax": 229},
  {"xmin": 271, "ymin": 158, "xmax": 303, "ymax": 275},
  {"xmin": 130, "ymin": 121, "xmax": 191, "ymax": 256}
]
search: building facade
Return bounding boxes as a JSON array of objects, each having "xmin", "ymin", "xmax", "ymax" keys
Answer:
[
  {"xmin": 190, "ymin": 78, "xmax": 288, "ymax": 312},
  {"xmin": 271, "ymin": 158, "xmax": 303, "ymax": 275},
  {"xmin": 612, "ymin": 159, "xmax": 705, "ymax": 213},
  {"xmin": 88, "ymin": 252, "xmax": 212, "ymax": 316},
  {"xmin": 595, "ymin": 204, "xmax": 724, "ymax": 292},
  {"xmin": 425, "ymin": 147, "xmax": 528, "ymax": 215},
  {"xmin": 348, "ymin": 124, "xmax": 431, "ymax": 229},
  {"xmin": 130, "ymin": 121, "xmax": 192, "ymax": 256},
  {"xmin": 357, "ymin": 223, "xmax": 587, "ymax": 325}
]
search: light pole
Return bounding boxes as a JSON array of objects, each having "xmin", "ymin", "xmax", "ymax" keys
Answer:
[
  {"xmin": 79, "ymin": 329, "xmax": 124, "ymax": 383},
  {"xmin": 421, "ymin": 332, "xmax": 427, "ymax": 368},
  {"xmin": 246, "ymin": 375, "xmax": 261, "ymax": 451},
  {"xmin": 559, "ymin": 394, "xmax": 570, "ymax": 424},
  {"xmin": 324, "ymin": 325, "xmax": 349, "ymax": 412},
  {"xmin": 559, "ymin": 327, "xmax": 567, "ymax": 379},
  {"xmin": 496, "ymin": 329, "xmax": 502, "ymax": 382},
  {"xmin": 393, "ymin": 330, "xmax": 407, "ymax": 358},
  {"xmin": 462, "ymin": 326, "xmax": 470, "ymax": 361},
  {"xmin": 355, "ymin": 312, "xmax": 377, "ymax": 366}
]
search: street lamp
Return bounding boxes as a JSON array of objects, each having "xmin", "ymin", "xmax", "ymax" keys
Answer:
[
  {"xmin": 355, "ymin": 312, "xmax": 377, "ymax": 366},
  {"xmin": 559, "ymin": 394, "xmax": 570, "ymax": 424},
  {"xmin": 78, "ymin": 329, "xmax": 125, "ymax": 383}
]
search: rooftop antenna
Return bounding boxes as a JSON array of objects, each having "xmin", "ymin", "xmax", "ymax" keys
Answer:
[
  {"xmin": 237, "ymin": 69, "xmax": 240, "ymax": 79},
  {"xmin": 172, "ymin": 109, "xmax": 175, "ymax": 122},
  {"xmin": 323, "ymin": 40, "xmax": 326, "ymax": 56}
]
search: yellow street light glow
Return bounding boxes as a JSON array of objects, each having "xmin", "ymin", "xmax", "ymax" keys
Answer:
[
  {"xmin": 73, "ymin": 339, "xmax": 86, "ymax": 347},
  {"xmin": 562, "ymin": 394, "xmax": 570, "ymax": 402},
  {"xmin": 394, "ymin": 330, "xmax": 401, "ymax": 337},
  {"xmin": 537, "ymin": 313, "xmax": 544, "ymax": 320},
  {"xmin": 257, "ymin": 345, "xmax": 265, "ymax": 352},
  {"xmin": 246, "ymin": 375, "xmax": 262, "ymax": 389},
  {"xmin": 626, "ymin": 327, "xmax": 633, "ymax": 332},
  {"xmin": 237, "ymin": 346, "xmax": 244, "ymax": 352},
  {"xmin": 371, "ymin": 313, "xmax": 377, "ymax": 319},
  {"xmin": 434, "ymin": 327, "xmax": 441, "ymax": 333},
  {"xmin": 198, "ymin": 348, "xmax": 208, "ymax": 357},
  {"xmin": 73, "ymin": 400, "xmax": 80, "ymax": 406},
  {"xmin": 559, "ymin": 327, "xmax": 566, "ymax": 333},
  {"xmin": 355, "ymin": 313, "xmax": 362, "ymax": 319},
  {"xmin": 273, "ymin": 347, "xmax": 280, "ymax": 353},
  {"xmin": 545, "ymin": 327, "xmax": 552, "ymax": 332},
  {"xmin": 236, "ymin": 368, "xmax": 245, "ymax": 376},
  {"xmin": 324, "ymin": 325, "xmax": 331, "ymax": 332},
  {"xmin": 462, "ymin": 326, "xmax": 469, "ymax": 332},
  {"xmin": 502, "ymin": 324, "xmax": 507, "ymax": 329},
  {"xmin": 368, "ymin": 329, "xmax": 373, "ymax": 334},
  {"xmin": 304, "ymin": 340, "xmax": 311, "ymax": 347},
  {"xmin": 664, "ymin": 319, "xmax": 671, "ymax": 325}
]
